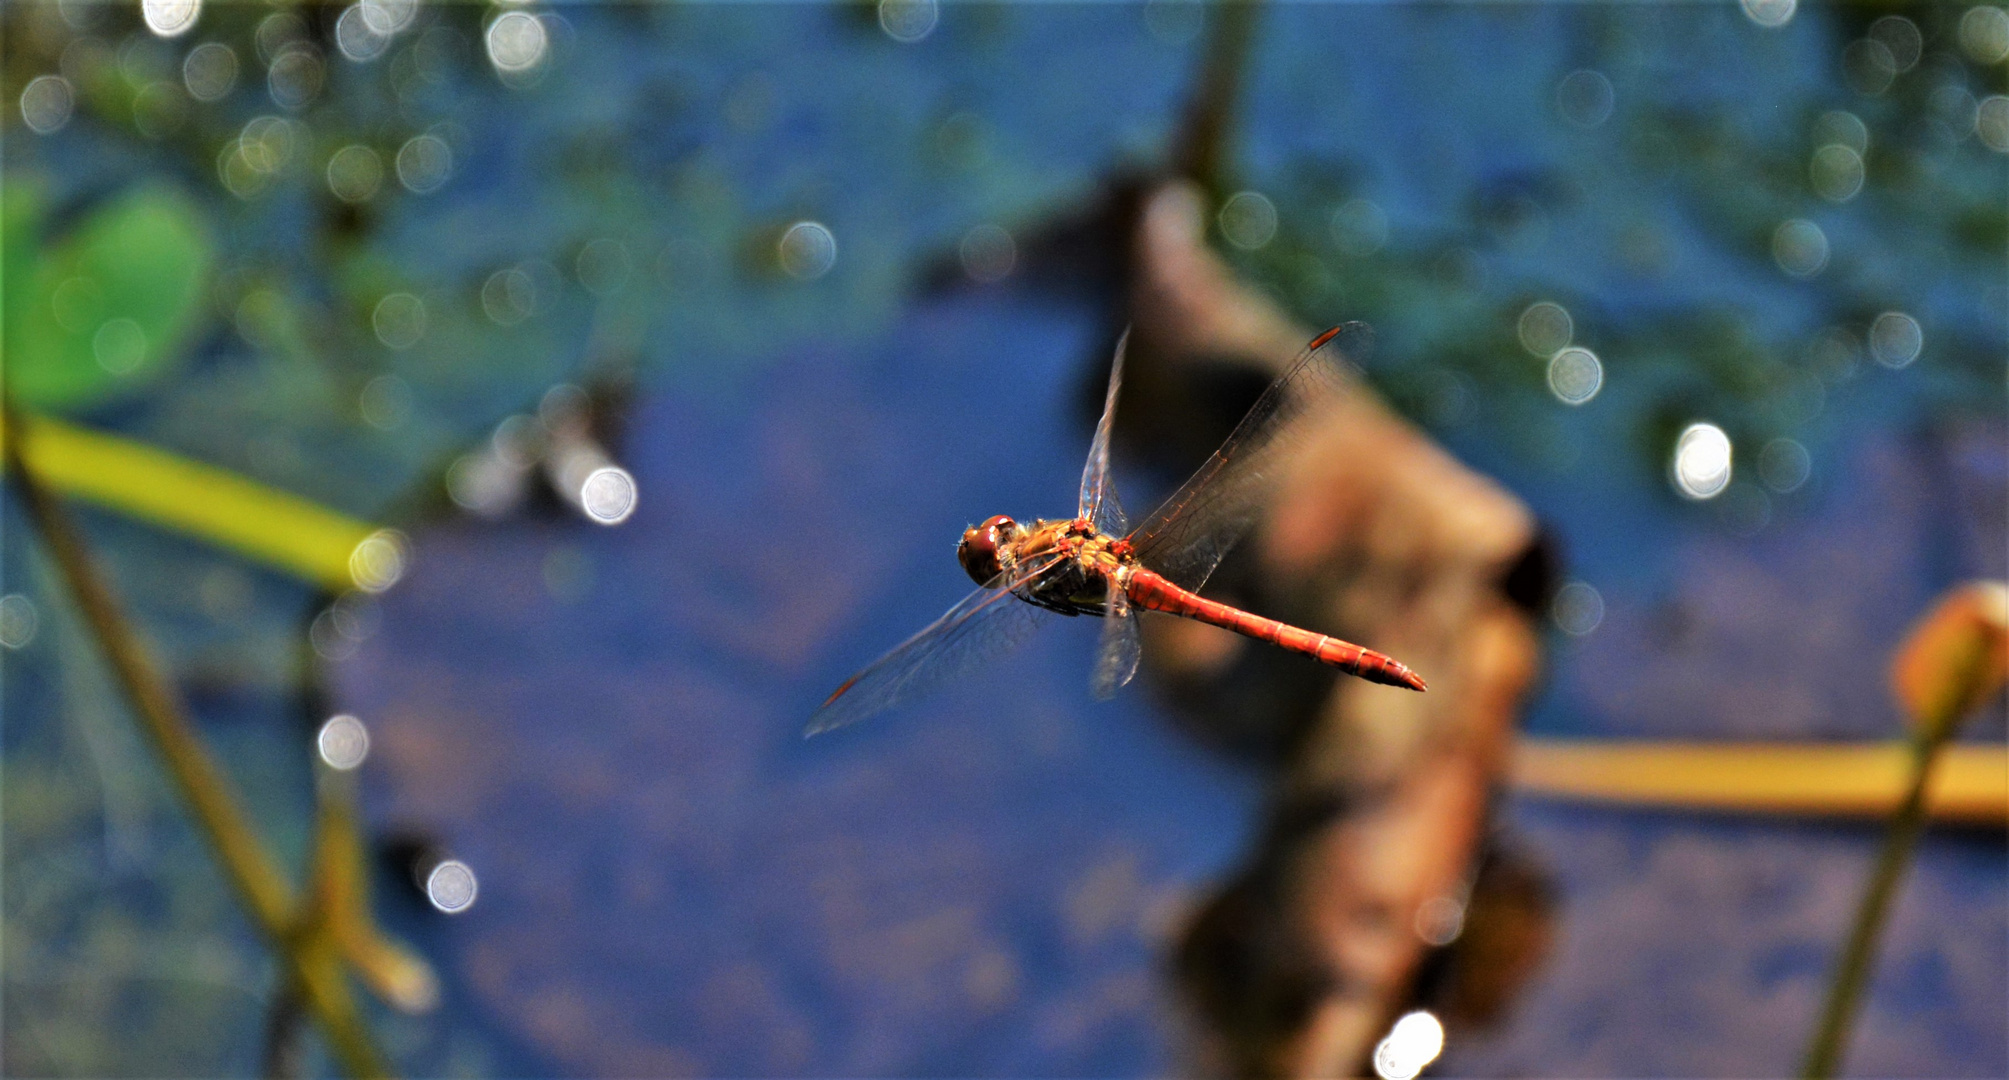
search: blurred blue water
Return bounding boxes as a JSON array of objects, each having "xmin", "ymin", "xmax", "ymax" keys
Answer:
[
  {"xmin": 4, "ymin": 2, "xmax": 2004, "ymax": 1076},
  {"xmin": 344, "ymin": 295, "xmax": 1265, "ymax": 1076}
]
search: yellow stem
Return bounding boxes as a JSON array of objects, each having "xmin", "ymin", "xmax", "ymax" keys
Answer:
[
  {"xmin": 0, "ymin": 411, "xmax": 382, "ymax": 592},
  {"xmin": 1512, "ymin": 739, "xmax": 2006, "ymax": 825}
]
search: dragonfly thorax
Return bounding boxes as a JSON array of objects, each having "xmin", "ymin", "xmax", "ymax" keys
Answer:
[{"xmin": 958, "ymin": 515, "xmax": 1136, "ymax": 618}]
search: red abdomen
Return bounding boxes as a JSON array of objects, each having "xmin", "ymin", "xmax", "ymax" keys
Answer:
[{"xmin": 1123, "ymin": 568, "xmax": 1426, "ymax": 691}]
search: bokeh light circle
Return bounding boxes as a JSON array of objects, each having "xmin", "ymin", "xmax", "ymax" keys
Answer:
[
  {"xmin": 481, "ymin": 267, "xmax": 535, "ymax": 325},
  {"xmin": 1556, "ymin": 69, "xmax": 1614, "ymax": 128},
  {"xmin": 1372, "ymin": 1011, "xmax": 1445, "ymax": 1080},
  {"xmin": 1218, "ymin": 191, "xmax": 1278, "ymax": 250},
  {"xmin": 777, "ymin": 221, "xmax": 838, "ymax": 280},
  {"xmin": 238, "ymin": 115, "xmax": 298, "ymax": 174},
  {"xmin": 335, "ymin": 4, "xmax": 392, "ymax": 63},
  {"xmin": 576, "ymin": 238, "xmax": 633, "ymax": 295},
  {"xmin": 1672, "ymin": 423, "xmax": 1733, "ymax": 500},
  {"xmin": 372, "ymin": 293, "xmax": 427, "ymax": 350},
  {"xmin": 1980, "ymin": 96, "xmax": 2009, "ymax": 153},
  {"xmin": 396, "ymin": 133, "xmax": 454, "ymax": 193},
  {"xmin": 425, "ymin": 860, "xmax": 479, "ymax": 913},
  {"xmin": 1517, "ymin": 301, "xmax": 1573, "ymax": 357},
  {"xmin": 349, "ymin": 529, "xmax": 408, "ymax": 593},
  {"xmin": 268, "ymin": 44, "xmax": 325, "ymax": 110},
  {"xmin": 1739, "ymin": 0, "xmax": 1796, "ymax": 28},
  {"xmin": 1413, "ymin": 896, "xmax": 1465, "ymax": 946},
  {"xmin": 326, "ymin": 144, "xmax": 384, "ymax": 203},
  {"xmin": 1809, "ymin": 144, "xmax": 1864, "ymax": 202},
  {"xmin": 360, "ymin": 374, "xmax": 413, "ymax": 431},
  {"xmin": 486, "ymin": 11, "xmax": 549, "ymax": 76},
  {"xmin": 1812, "ymin": 110, "xmax": 1868, "ymax": 153},
  {"xmin": 1772, "ymin": 219, "xmax": 1829, "ymax": 278},
  {"xmin": 1546, "ymin": 346, "xmax": 1603, "ymax": 405},
  {"xmin": 182, "ymin": 42, "xmax": 237, "ymax": 102},
  {"xmin": 316, "ymin": 714, "xmax": 371, "ymax": 770},
  {"xmin": 959, "ymin": 223, "xmax": 1017, "ymax": 284},
  {"xmin": 1868, "ymin": 15, "xmax": 1922, "ymax": 73},
  {"xmin": 579, "ymin": 466, "xmax": 638, "ymax": 525},
  {"xmin": 142, "ymin": 0, "xmax": 202, "ymax": 38},
  {"xmin": 20, "ymin": 75, "xmax": 75, "ymax": 135},
  {"xmin": 1868, "ymin": 311, "xmax": 1923, "ymax": 368},
  {"xmin": 0, "ymin": 594, "xmax": 40, "ymax": 650},
  {"xmin": 878, "ymin": 0, "xmax": 939, "ymax": 43},
  {"xmin": 1960, "ymin": 5, "xmax": 2009, "ymax": 64},
  {"xmin": 219, "ymin": 146, "xmax": 268, "ymax": 198},
  {"xmin": 255, "ymin": 12, "xmax": 308, "ymax": 64},
  {"xmin": 93, "ymin": 318, "xmax": 148, "ymax": 374},
  {"xmin": 360, "ymin": 0, "xmax": 418, "ymax": 35},
  {"xmin": 1552, "ymin": 581, "xmax": 1605, "ymax": 636}
]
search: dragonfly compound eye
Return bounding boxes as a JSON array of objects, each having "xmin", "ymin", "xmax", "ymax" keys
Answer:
[{"xmin": 957, "ymin": 514, "xmax": 1015, "ymax": 585}]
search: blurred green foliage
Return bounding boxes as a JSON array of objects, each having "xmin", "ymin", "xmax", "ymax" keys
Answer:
[{"xmin": 3, "ymin": 180, "xmax": 215, "ymax": 411}]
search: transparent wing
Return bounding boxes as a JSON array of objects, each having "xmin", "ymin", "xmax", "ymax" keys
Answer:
[
  {"xmin": 1089, "ymin": 586, "xmax": 1141, "ymax": 701},
  {"xmin": 1077, "ymin": 329, "xmax": 1131, "ymax": 537},
  {"xmin": 807, "ymin": 555, "xmax": 1063, "ymax": 736},
  {"xmin": 1128, "ymin": 325, "xmax": 1357, "ymax": 592}
]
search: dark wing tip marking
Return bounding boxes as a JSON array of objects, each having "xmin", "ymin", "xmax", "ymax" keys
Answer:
[
  {"xmin": 803, "ymin": 678, "xmax": 859, "ymax": 737},
  {"xmin": 820, "ymin": 675, "xmax": 861, "ymax": 709},
  {"xmin": 1305, "ymin": 324, "xmax": 1344, "ymax": 352}
]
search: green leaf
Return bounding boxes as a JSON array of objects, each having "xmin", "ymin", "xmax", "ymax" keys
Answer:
[
  {"xmin": 4, "ymin": 184, "xmax": 215, "ymax": 411},
  {"xmin": 2, "ymin": 179, "xmax": 49, "ymax": 372}
]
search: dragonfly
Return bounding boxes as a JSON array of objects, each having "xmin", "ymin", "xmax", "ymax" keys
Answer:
[{"xmin": 808, "ymin": 325, "xmax": 1425, "ymax": 736}]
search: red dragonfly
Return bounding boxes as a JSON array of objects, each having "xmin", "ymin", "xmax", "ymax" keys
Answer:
[{"xmin": 809, "ymin": 326, "xmax": 1425, "ymax": 736}]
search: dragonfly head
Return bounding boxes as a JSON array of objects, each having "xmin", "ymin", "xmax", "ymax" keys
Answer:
[{"xmin": 958, "ymin": 514, "xmax": 1018, "ymax": 585}]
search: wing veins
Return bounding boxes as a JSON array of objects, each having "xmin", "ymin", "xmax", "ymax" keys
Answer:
[
  {"xmin": 1127, "ymin": 328, "xmax": 1356, "ymax": 592},
  {"xmin": 806, "ymin": 553, "xmax": 1064, "ymax": 735},
  {"xmin": 1078, "ymin": 330, "xmax": 1132, "ymax": 536}
]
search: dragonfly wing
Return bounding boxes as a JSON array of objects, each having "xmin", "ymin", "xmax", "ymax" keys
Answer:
[
  {"xmin": 1077, "ymin": 329, "xmax": 1132, "ymax": 537},
  {"xmin": 807, "ymin": 556, "xmax": 1062, "ymax": 736},
  {"xmin": 1127, "ymin": 325, "xmax": 1358, "ymax": 592},
  {"xmin": 1089, "ymin": 586, "xmax": 1142, "ymax": 701}
]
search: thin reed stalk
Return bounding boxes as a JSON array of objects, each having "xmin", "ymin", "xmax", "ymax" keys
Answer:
[
  {"xmin": 1801, "ymin": 582, "xmax": 2006, "ymax": 1079},
  {"xmin": 4, "ymin": 415, "xmax": 392, "ymax": 1079},
  {"xmin": 1798, "ymin": 729, "xmax": 1945, "ymax": 1079}
]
